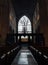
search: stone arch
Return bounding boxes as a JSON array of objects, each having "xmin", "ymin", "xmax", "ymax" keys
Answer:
[{"xmin": 18, "ymin": 15, "xmax": 32, "ymax": 34}]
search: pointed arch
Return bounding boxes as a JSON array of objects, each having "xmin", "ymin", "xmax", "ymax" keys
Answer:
[{"xmin": 18, "ymin": 15, "xmax": 32, "ymax": 33}]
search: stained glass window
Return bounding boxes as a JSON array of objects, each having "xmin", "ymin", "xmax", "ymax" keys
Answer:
[{"xmin": 18, "ymin": 15, "xmax": 32, "ymax": 34}]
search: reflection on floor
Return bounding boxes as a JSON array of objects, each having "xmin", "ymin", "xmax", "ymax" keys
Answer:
[{"xmin": 11, "ymin": 47, "xmax": 38, "ymax": 65}]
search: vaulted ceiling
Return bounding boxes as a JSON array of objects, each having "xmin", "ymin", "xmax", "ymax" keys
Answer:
[{"xmin": 11, "ymin": 0, "xmax": 37, "ymax": 19}]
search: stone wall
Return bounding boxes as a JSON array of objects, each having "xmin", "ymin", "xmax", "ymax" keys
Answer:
[
  {"xmin": 39, "ymin": 0, "xmax": 48, "ymax": 47},
  {"xmin": 0, "ymin": 0, "xmax": 10, "ymax": 46}
]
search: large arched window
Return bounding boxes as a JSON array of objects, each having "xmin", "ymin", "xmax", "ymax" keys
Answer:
[{"xmin": 18, "ymin": 15, "xmax": 32, "ymax": 34}]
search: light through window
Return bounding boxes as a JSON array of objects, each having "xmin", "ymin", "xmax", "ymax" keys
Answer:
[{"xmin": 18, "ymin": 15, "xmax": 32, "ymax": 34}]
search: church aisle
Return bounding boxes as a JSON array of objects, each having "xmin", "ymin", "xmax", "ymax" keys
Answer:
[{"xmin": 11, "ymin": 47, "xmax": 38, "ymax": 65}]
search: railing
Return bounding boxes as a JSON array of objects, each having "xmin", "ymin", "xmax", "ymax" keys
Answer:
[
  {"xmin": 0, "ymin": 46, "xmax": 21, "ymax": 65},
  {"xmin": 28, "ymin": 46, "xmax": 48, "ymax": 65},
  {"xmin": 6, "ymin": 33, "xmax": 45, "ymax": 46}
]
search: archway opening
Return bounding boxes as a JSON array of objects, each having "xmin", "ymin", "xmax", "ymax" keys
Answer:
[
  {"xmin": 18, "ymin": 15, "xmax": 32, "ymax": 34},
  {"xmin": 18, "ymin": 15, "xmax": 32, "ymax": 42}
]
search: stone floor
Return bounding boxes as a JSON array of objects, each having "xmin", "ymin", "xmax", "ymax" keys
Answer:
[{"xmin": 11, "ymin": 47, "xmax": 38, "ymax": 65}]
